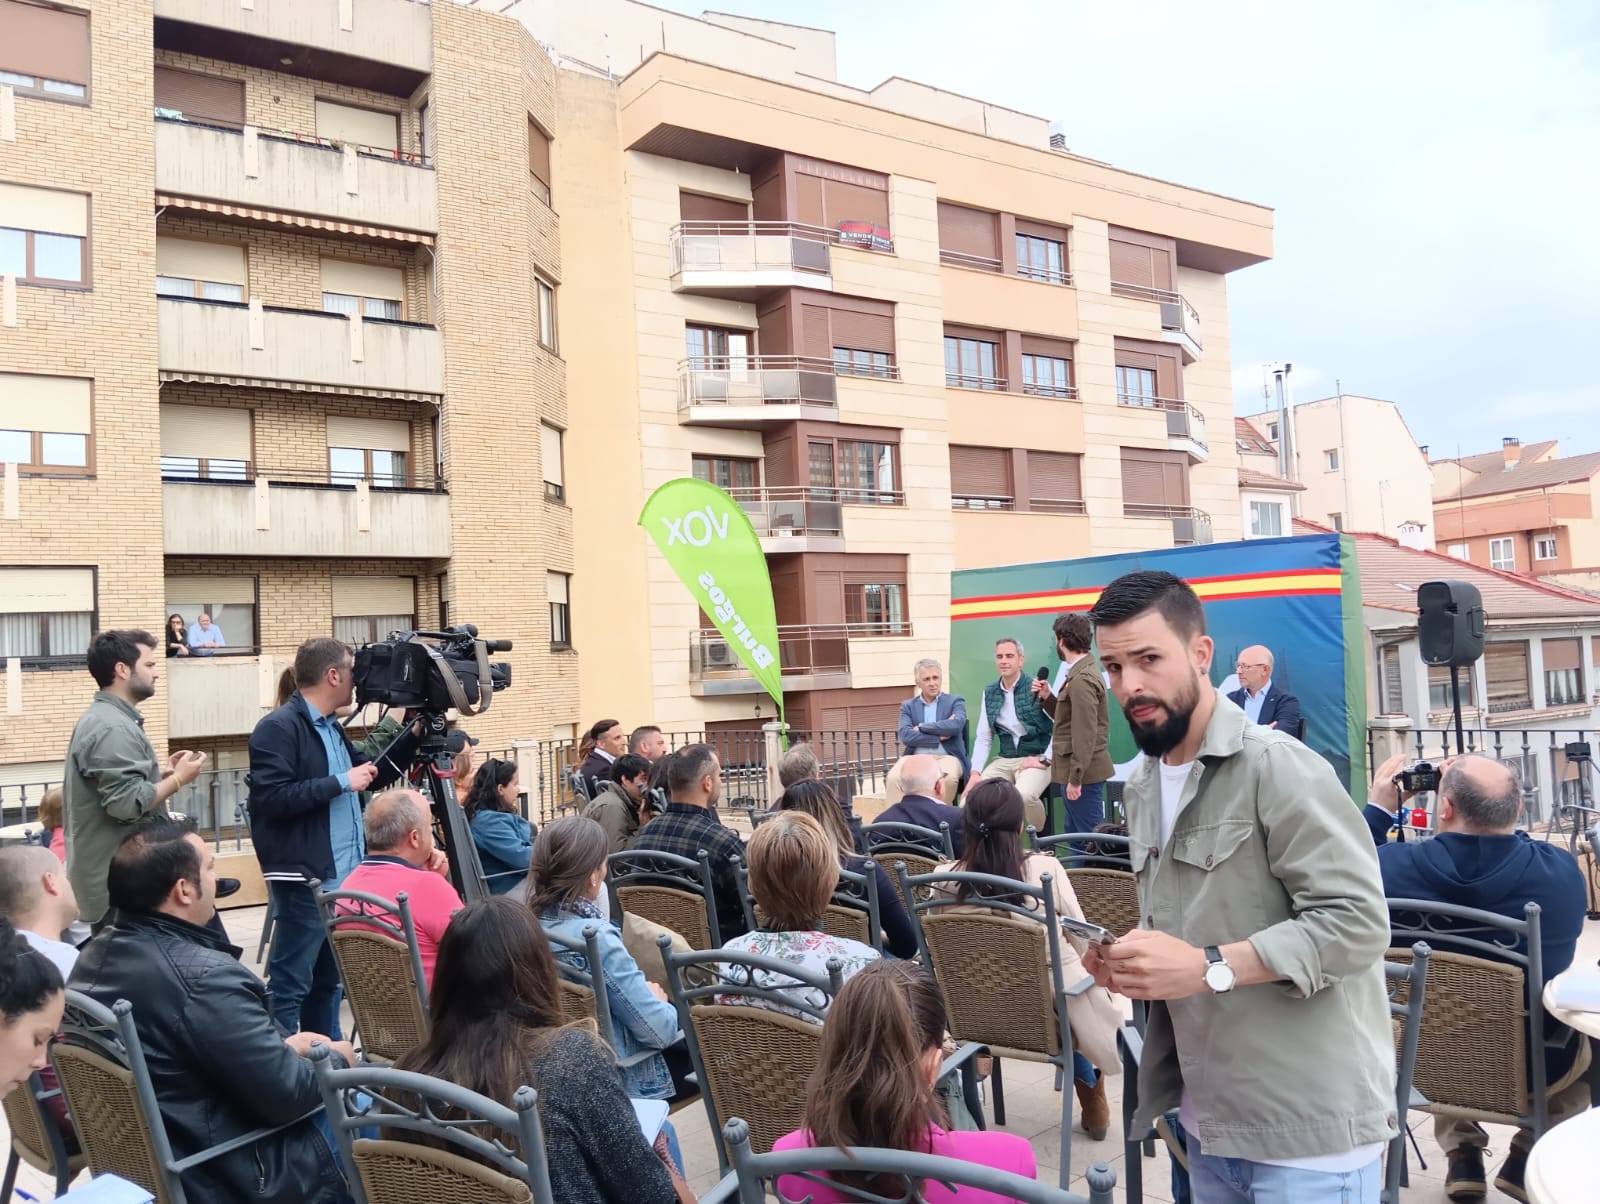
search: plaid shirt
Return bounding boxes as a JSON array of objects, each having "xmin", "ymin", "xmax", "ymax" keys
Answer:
[{"xmin": 632, "ymin": 802, "xmax": 748, "ymax": 939}]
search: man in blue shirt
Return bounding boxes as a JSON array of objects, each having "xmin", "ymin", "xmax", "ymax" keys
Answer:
[
  {"xmin": 185, "ymin": 611, "xmax": 227, "ymax": 656},
  {"xmin": 248, "ymin": 638, "xmax": 416, "ymax": 1037}
]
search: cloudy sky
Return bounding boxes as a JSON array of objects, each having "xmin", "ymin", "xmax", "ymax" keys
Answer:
[{"xmin": 649, "ymin": 0, "xmax": 1600, "ymax": 458}]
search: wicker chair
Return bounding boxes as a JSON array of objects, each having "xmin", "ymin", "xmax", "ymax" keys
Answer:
[
  {"xmin": 1034, "ymin": 832, "xmax": 1141, "ymax": 937},
  {"xmin": 862, "ymin": 821, "xmax": 953, "ymax": 915},
  {"xmin": 1, "ymin": 1070, "xmax": 84, "ymax": 1198},
  {"xmin": 895, "ymin": 864, "xmax": 1094, "ymax": 1188},
  {"xmin": 701, "ymin": 1117, "xmax": 1118, "ymax": 1204},
  {"xmin": 317, "ymin": 886, "xmax": 431, "ymax": 1064},
  {"xmin": 658, "ymin": 939, "xmax": 844, "ymax": 1172},
  {"xmin": 1382, "ymin": 942, "xmax": 1432, "ymax": 1204},
  {"xmin": 310, "ymin": 1046, "xmax": 553, "ymax": 1204},
  {"xmin": 51, "ymin": 991, "xmax": 320, "ymax": 1204},
  {"xmin": 607, "ymin": 847, "xmax": 723, "ymax": 949},
  {"xmin": 735, "ymin": 858, "xmax": 884, "ymax": 952}
]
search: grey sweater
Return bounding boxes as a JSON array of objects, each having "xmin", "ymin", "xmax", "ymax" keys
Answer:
[{"xmin": 64, "ymin": 692, "xmax": 164, "ymax": 924}]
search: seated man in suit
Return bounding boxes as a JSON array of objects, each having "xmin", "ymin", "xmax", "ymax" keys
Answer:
[
  {"xmin": 873, "ymin": 754, "xmax": 966, "ymax": 857},
  {"xmin": 1226, "ymin": 645, "xmax": 1301, "ymax": 738},
  {"xmin": 887, "ymin": 658, "xmax": 967, "ymax": 807},
  {"xmin": 1368, "ymin": 752, "xmax": 1589, "ymax": 1202}
]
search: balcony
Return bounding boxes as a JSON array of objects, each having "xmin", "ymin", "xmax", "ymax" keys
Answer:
[
  {"xmin": 155, "ymin": 116, "xmax": 438, "ymax": 235},
  {"xmin": 157, "ymin": 296, "xmax": 443, "ymax": 398},
  {"xmin": 730, "ymin": 487, "xmax": 905, "ymax": 553},
  {"xmin": 946, "ymin": 372, "xmax": 1009, "ymax": 393},
  {"xmin": 166, "ymin": 654, "xmax": 282, "ymax": 740},
  {"xmin": 678, "ymin": 356, "xmax": 838, "ymax": 427},
  {"xmin": 1124, "ymin": 503, "xmax": 1214, "ymax": 546},
  {"xmin": 939, "ymin": 249, "xmax": 1074, "ymax": 288},
  {"xmin": 690, "ymin": 623, "xmax": 911, "ymax": 696},
  {"xmin": 1116, "ymin": 394, "xmax": 1208, "ymax": 461},
  {"xmin": 669, "ymin": 222, "xmax": 834, "ymax": 293},
  {"xmin": 163, "ymin": 474, "xmax": 451, "ymax": 559},
  {"xmin": 1109, "ymin": 281, "xmax": 1203, "ymax": 362},
  {"xmin": 154, "ymin": 0, "xmax": 432, "ymax": 81}
]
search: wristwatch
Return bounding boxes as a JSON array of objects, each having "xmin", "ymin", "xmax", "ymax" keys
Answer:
[{"xmin": 1203, "ymin": 945, "xmax": 1236, "ymax": 993}]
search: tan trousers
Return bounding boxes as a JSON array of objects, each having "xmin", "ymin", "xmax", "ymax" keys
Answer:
[
  {"xmin": 1435, "ymin": 1038, "xmax": 1593, "ymax": 1153},
  {"xmin": 980, "ymin": 756, "xmax": 1052, "ymax": 832},
  {"xmin": 884, "ymin": 755, "xmax": 965, "ymax": 809}
]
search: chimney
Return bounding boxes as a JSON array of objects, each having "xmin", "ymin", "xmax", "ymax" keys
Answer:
[
  {"xmin": 1047, "ymin": 120, "xmax": 1067, "ymax": 151},
  {"xmin": 1502, "ymin": 436, "xmax": 1520, "ymax": 470},
  {"xmin": 1418, "ymin": 445, "xmax": 1429, "ymax": 461}
]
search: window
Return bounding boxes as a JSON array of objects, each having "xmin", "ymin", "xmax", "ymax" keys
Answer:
[
  {"xmin": 334, "ymin": 613, "xmax": 414, "ymax": 645},
  {"xmin": 1026, "ymin": 451, "xmax": 1084, "ymax": 513},
  {"xmin": 1015, "ymin": 233, "xmax": 1067, "ymax": 284},
  {"xmin": 418, "ymin": 100, "xmax": 429, "ymax": 162},
  {"xmin": 548, "ymin": 572, "xmax": 571, "ymax": 648},
  {"xmin": 1536, "ymin": 535, "xmax": 1558, "ymax": 561},
  {"xmin": 1446, "ymin": 542, "xmax": 1470, "ymax": 560},
  {"xmin": 1427, "ymin": 664, "xmax": 1477, "ymax": 711},
  {"xmin": 685, "ymin": 325, "xmax": 749, "ymax": 368},
  {"xmin": 1324, "ymin": 449, "xmax": 1339, "ymax": 471},
  {"xmin": 164, "ymin": 574, "xmax": 256, "ymax": 655},
  {"xmin": 1484, "ymin": 641, "xmax": 1531, "ymax": 712},
  {"xmin": 836, "ymin": 440, "xmax": 897, "ymax": 502},
  {"xmin": 332, "ymin": 577, "xmax": 413, "ymax": 646},
  {"xmin": 1116, "ymin": 365, "xmax": 1157, "ymax": 405},
  {"xmin": 845, "ymin": 582, "xmax": 907, "ymax": 634},
  {"xmin": 320, "ymin": 260, "xmax": 405, "ymax": 321},
  {"xmin": 1119, "ymin": 448, "xmax": 1190, "ymax": 517},
  {"xmin": 1267, "ymin": 422, "xmax": 1279, "ymax": 440},
  {"xmin": 1489, "ymin": 537, "xmax": 1515, "ymax": 572},
  {"xmin": 314, "ymin": 99, "xmax": 399, "ymax": 153},
  {"xmin": 156, "ymin": 237, "xmax": 245, "ymax": 303},
  {"xmin": 1379, "ymin": 644, "xmax": 1404, "ymax": 714},
  {"xmin": 527, "ymin": 115, "xmax": 552, "ymax": 207},
  {"xmin": 158, "ymin": 403, "xmax": 250, "ymax": 481},
  {"xmin": 832, "ymin": 347, "xmax": 894, "ymax": 378},
  {"xmin": 536, "ymin": 275, "xmax": 556, "ymax": 350},
  {"xmin": 1542, "ymin": 637, "xmax": 1584, "ymax": 707},
  {"xmin": 1022, "ymin": 354, "xmax": 1073, "ymax": 399},
  {"xmin": 542, "ymin": 424, "xmax": 565, "ymax": 503},
  {"xmin": 0, "ymin": 567, "xmax": 94, "ymax": 668},
  {"xmin": 153, "ymin": 66, "xmax": 243, "ymax": 127},
  {"xmin": 948, "ymin": 444, "xmax": 1011, "ymax": 510},
  {"xmin": 1249, "ymin": 500, "xmax": 1283, "ymax": 537},
  {"xmin": 692, "ymin": 455, "xmax": 757, "ymax": 492},
  {"xmin": 944, "ymin": 335, "xmax": 1001, "ymax": 390},
  {"xmin": 2, "ymin": 373, "xmax": 91, "ymax": 475},
  {"xmin": 1329, "ymin": 513, "xmax": 1344, "ymax": 532},
  {"xmin": 326, "ymin": 417, "xmax": 410, "ymax": 487},
  {"xmin": 0, "ymin": 182, "xmax": 87, "ymax": 286},
  {"xmin": 0, "ymin": 1, "xmax": 89, "ymax": 100}
]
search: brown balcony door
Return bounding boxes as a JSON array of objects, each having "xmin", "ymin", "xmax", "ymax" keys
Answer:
[
  {"xmin": 155, "ymin": 67, "xmax": 245, "ymax": 128},
  {"xmin": 1120, "ymin": 448, "xmax": 1190, "ymax": 510},
  {"xmin": 680, "ymin": 191, "xmax": 749, "ymax": 225},
  {"xmin": 1108, "ymin": 229, "xmax": 1174, "ymax": 292}
]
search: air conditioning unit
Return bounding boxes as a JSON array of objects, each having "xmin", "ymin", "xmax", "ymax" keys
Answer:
[{"xmin": 705, "ymin": 642, "xmax": 733, "ymax": 666}]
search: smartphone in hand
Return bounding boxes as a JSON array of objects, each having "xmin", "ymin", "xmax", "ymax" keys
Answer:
[{"xmin": 1060, "ymin": 915, "xmax": 1117, "ymax": 946}]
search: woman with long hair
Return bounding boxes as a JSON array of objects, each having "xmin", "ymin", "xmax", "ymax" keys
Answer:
[
  {"xmin": 0, "ymin": 917, "xmax": 65, "ymax": 1101},
  {"xmin": 394, "ymin": 899, "xmax": 685, "ymax": 1203},
  {"xmin": 529, "ymin": 817, "xmax": 696, "ymax": 1104},
  {"xmin": 773, "ymin": 779, "xmax": 918, "ymax": 959},
  {"xmin": 452, "ymin": 744, "xmax": 476, "ymax": 805},
  {"xmin": 37, "ymin": 786, "xmax": 66, "ymax": 864},
  {"xmin": 166, "ymin": 614, "xmax": 190, "ymax": 658},
  {"xmin": 462, "ymin": 758, "xmax": 534, "ymax": 895},
  {"xmin": 720, "ymin": 811, "xmax": 878, "ymax": 1016},
  {"xmin": 937, "ymin": 779, "xmax": 1122, "ymax": 1139},
  {"xmin": 774, "ymin": 960, "xmax": 1034, "ymax": 1201}
]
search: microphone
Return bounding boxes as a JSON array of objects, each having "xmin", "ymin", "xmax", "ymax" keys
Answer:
[{"xmin": 1036, "ymin": 666, "xmax": 1050, "ymax": 682}]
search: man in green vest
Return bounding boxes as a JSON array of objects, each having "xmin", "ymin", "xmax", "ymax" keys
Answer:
[{"xmin": 966, "ymin": 637, "xmax": 1055, "ymax": 831}]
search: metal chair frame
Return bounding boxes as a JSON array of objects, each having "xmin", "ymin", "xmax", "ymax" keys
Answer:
[
  {"xmin": 734, "ymin": 857, "xmax": 885, "ymax": 953},
  {"xmin": 316, "ymin": 886, "xmax": 431, "ymax": 1063},
  {"xmin": 309, "ymin": 1045, "xmax": 554, "ymax": 1204},
  {"xmin": 236, "ymin": 801, "xmax": 277, "ymax": 965},
  {"xmin": 607, "ymin": 847, "xmax": 725, "ymax": 949},
  {"xmin": 1382, "ymin": 941, "xmax": 1432, "ymax": 1204},
  {"xmin": 544, "ymin": 921, "xmax": 672, "ymax": 1072},
  {"xmin": 1, "ymin": 1069, "xmax": 80, "ymax": 1198},
  {"xmin": 861, "ymin": 820, "xmax": 955, "ymax": 859}
]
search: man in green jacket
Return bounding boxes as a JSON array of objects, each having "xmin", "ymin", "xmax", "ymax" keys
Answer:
[
  {"xmin": 966, "ymin": 637, "xmax": 1055, "ymax": 831},
  {"xmin": 1084, "ymin": 571, "xmax": 1394, "ymax": 1203},
  {"xmin": 65, "ymin": 630, "xmax": 207, "ymax": 930}
]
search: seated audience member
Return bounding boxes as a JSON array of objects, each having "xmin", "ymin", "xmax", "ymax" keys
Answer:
[
  {"xmin": 632, "ymin": 743, "xmax": 749, "ymax": 941},
  {"xmin": 584, "ymin": 753, "xmax": 653, "ymax": 854},
  {"xmin": 774, "ymin": 960, "xmax": 1035, "ymax": 1202},
  {"xmin": 1074, "ymin": 821, "xmax": 1132, "ymax": 872},
  {"xmin": 774, "ymin": 780, "xmax": 918, "ymax": 960},
  {"xmin": 872, "ymin": 754, "xmax": 966, "ymax": 857},
  {"xmin": 448, "ymin": 729, "xmax": 479, "ymax": 806},
  {"xmin": 396, "ymin": 898, "xmax": 686, "ymax": 1204},
  {"xmin": 37, "ymin": 787, "xmax": 66, "ymax": 865},
  {"xmin": 70, "ymin": 814, "xmax": 356, "ymax": 1204},
  {"xmin": 1, "ymin": 917, "xmax": 65, "ymax": 1103},
  {"xmin": 720, "ymin": 811, "xmax": 879, "ymax": 1016},
  {"xmin": 0, "ymin": 847, "xmax": 78, "ymax": 1141},
  {"xmin": 936, "ymin": 780, "xmax": 1121, "ymax": 1141},
  {"xmin": 336, "ymin": 789, "xmax": 463, "ymax": 987},
  {"xmin": 778, "ymin": 743, "xmax": 823, "ymax": 792},
  {"xmin": 577, "ymin": 719, "xmax": 628, "ymax": 800},
  {"xmin": 1369, "ymin": 752, "xmax": 1589, "ymax": 1202},
  {"xmin": 530, "ymin": 817, "xmax": 696, "ymax": 1103},
  {"xmin": 463, "ymin": 758, "xmax": 535, "ymax": 895}
]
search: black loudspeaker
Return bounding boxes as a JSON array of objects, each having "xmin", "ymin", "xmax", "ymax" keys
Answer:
[{"xmin": 1417, "ymin": 580, "xmax": 1485, "ymax": 667}]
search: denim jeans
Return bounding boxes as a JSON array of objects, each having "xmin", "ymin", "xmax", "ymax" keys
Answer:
[
  {"xmin": 312, "ymin": 1092, "xmax": 377, "ymax": 1204},
  {"xmin": 1188, "ymin": 1145, "xmax": 1380, "ymax": 1204},
  {"xmin": 1073, "ymin": 1051, "xmax": 1098, "ymax": 1086},
  {"xmin": 1063, "ymin": 782, "xmax": 1107, "ymax": 863},
  {"xmin": 266, "ymin": 880, "xmax": 344, "ymax": 1039}
]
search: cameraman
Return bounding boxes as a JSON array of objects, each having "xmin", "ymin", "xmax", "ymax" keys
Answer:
[{"xmin": 248, "ymin": 638, "xmax": 418, "ymax": 1038}]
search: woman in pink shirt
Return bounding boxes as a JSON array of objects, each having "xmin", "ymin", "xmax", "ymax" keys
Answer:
[{"xmin": 773, "ymin": 961, "xmax": 1036, "ymax": 1202}]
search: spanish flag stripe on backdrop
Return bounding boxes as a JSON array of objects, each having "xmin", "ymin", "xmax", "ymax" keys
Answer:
[{"xmin": 951, "ymin": 568, "xmax": 1342, "ymax": 621}]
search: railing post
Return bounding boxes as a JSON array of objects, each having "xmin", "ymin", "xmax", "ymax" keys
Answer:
[
  {"xmin": 512, "ymin": 739, "xmax": 538, "ymax": 822},
  {"xmin": 762, "ymin": 721, "xmax": 789, "ymax": 805}
]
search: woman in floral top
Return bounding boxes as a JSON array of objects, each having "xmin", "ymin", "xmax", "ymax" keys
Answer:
[{"xmin": 719, "ymin": 811, "xmax": 879, "ymax": 1017}]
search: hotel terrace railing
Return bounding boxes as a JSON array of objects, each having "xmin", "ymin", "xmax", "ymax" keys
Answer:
[
  {"xmin": 677, "ymin": 356, "xmax": 839, "ymax": 409},
  {"xmin": 1123, "ymin": 503, "xmax": 1213, "ymax": 545},
  {"xmin": 1116, "ymin": 393, "xmax": 1208, "ymax": 450},
  {"xmin": 727, "ymin": 485, "xmax": 904, "ymax": 537},
  {"xmin": 940, "ymin": 248, "xmax": 1074, "ymax": 287},
  {"xmin": 1109, "ymin": 279, "xmax": 1203, "ymax": 350}
]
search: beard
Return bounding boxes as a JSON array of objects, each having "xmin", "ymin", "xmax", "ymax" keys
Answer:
[
  {"xmin": 1122, "ymin": 671, "xmax": 1202, "ymax": 758},
  {"xmin": 129, "ymin": 676, "xmax": 156, "ymax": 704}
]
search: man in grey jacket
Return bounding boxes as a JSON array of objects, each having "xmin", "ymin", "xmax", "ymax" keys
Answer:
[
  {"xmin": 1084, "ymin": 571, "xmax": 1394, "ymax": 1204},
  {"xmin": 64, "ymin": 630, "xmax": 207, "ymax": 929}
]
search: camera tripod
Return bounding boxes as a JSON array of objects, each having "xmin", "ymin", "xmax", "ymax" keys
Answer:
[{"xmin": 367, "ymin": 709, "xmax": 484, "ymax": 902}]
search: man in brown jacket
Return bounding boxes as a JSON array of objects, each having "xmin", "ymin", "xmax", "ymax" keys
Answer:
[{"xmin": 1032, "ymin": 613, "xmax": 1113, "ymax": 840}]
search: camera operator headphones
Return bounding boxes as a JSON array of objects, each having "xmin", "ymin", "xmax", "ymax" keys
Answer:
[{"xmin": 410, "ymin": 635, "xmax": 494, "ymax": 717}]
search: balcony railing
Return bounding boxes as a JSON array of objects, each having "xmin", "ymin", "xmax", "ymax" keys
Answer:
[
  {"xmin": 953, "ymin": 494, "xmax": 1014, "ymax": 511},
  {"xmin": 691, "ymin": 622, "xmax": 912, "ymax": 680},
  {"xmin": 728, "ymin": 486, "xmax": 904, "ymax": 538},
  {"xmin": 1124, "ymin": 503, "xmax": 1213, "ymax": 544},
  {"xmin": 939, "ymin": 249, "xmax": 1001, "ymax": 272},
  {"xmin": 1117, "ymin": 393, "xmax": 1208, "ymax": 452},
  {"xmin": 1022, "ymin": 381, "xmax": 1078, "ymax": 400},
  {"xmin": 670, "ymin": 221, "xmax": 833, "ymax": 278},
  {"xmin": 1109, "ymin": 280, "xmax": 1203, "ymax": 352},
  {"xmin": 946, "ymin": 372, "xmax": 1009, "ymax": 392},
  {"xmin": 678, "ymin": 356, "xmax": 838, "ymax": 410},
  {"xmin": 1032, "ymin": 497, "xmax": 1089, "ymax": 515},
  {"xmin": 1017, "ymin": 263, "xmax": 1073, "ymax": 286}
]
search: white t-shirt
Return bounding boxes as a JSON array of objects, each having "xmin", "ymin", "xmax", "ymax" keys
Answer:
[
  {"xmin": 23, "ymin": 927, "xmax": 78, "ymax": 979},
  {"xmin": 1160, "ymin": 756, "xmax": 1382, "ymax": 1173}
]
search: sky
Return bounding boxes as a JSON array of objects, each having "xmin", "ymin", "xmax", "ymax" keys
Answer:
[{"xmin": 648, "ymin": 0, "xmax": 1600, "ymax": 458}]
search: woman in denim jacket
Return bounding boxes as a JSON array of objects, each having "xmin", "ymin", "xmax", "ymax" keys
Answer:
[
  {"xmin": 464, "ymin": 759, "xmax": 535, "ymax": 896},
  {"xmin": 531, "ymin": 816, "xmax": 697, "ymax": 1103}
]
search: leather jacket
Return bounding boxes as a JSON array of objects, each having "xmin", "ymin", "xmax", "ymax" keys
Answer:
[{"xmin": 69, "ymin": 911, "xmax": 349, "ymax": 1203}]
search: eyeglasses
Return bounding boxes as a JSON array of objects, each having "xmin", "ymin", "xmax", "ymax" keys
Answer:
[{"xmin": 1235, "ymin": 663, "xmax": 1267, "ymax": 672}]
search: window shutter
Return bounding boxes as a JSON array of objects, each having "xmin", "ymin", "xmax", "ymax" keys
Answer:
[
  {"xmin": 795, "ymin": 175, "xmax": 825, "ymax": 228},
  {"xmin": 1592, "ymin": 636, "xmax": 1600, "ymax": 665},
  {"xmin": 157, "ymin": 238, "xmax": 246, "ymax": 285},
  {"xmin": 757, "ymin": 304, "xmax": 790, "ymax": 356},
  {"xmin": 1109, "ymin": 239, "xmax": 1152, "ymax": 287},
  {"xmin": 332, "ymin": 576, "xmax": 415, "ymax": 617},
  {"xmin": 154, "ymin": 67, "xmax": 245, "ymax": 126},
  {"xmin": 0, "ymin": 0, "xmax": 89, "ymax": 86},
  {"xmin": 679, "ymin": 191, "xmax": 748, "ymax": 223},
  {"xmin": 763, "ymin": 434, "xmax": 795, "ymax": 487},
  {"xmin": 821, "ymin": 178, "xmax": 889, "ymax": 228},
  {"xmin": 1542, "ymin": 638, "xmax": 1581, "ymax": 672},
  {"xmin": 800, "ymin": 305, "xmax": 832, "ymax": 359},
  {"xmin": 1484, "ymin": 643, "xmax": 1530, "ymax": 709},
  {"xmin": 949, "ymin": 445, "xmax": 1010, "ymax": 496},
  {"xmin": 541, "ymin": 424, "xmax": 563, "ymax": 486},
  {"xmin": 1021, "ymin": 334, "xmax": 1074, "ymax": 359},
  {"xmin": 165, "ymin": 575, "xmax": 256, "ymax": 605},
  {"xmin": 1162, "ymin": 458, "xmax": 1190, "ymax": 506},
  {"xmin": 1381, "ymin": 645, "xmax": 1403, "ymax": 714},
  {"xmin": 6, "ymin": 374, "xmax": 91, "ymax": 435},
  {"xmin": 1014, "ymin": 217, "xmax": 1068, "ymax": 242},
  {"xmin": 0, "ymin": 182, "xmax": 87, "ymax": 237},
  {"xmin": 325, "ymin": 416, "xmax": 409, "ymax": 453},
  {"xmin": 849, "ymin": 702, "xmax": 900, "ymax": 729},
  {"xmin": 828, "ymin": 309, "xmax": 893, "ymax": 354},
  {"xmin": 546, "ymin": 572, "xmax": 568, "ymax": 606},
  {"xmin": 937, "ymin": 202, "xmax": 999, "ymax": 259},
  {"xmin": 320, "ymin": 260, "xmax": 405, "ymax": 301},
  {"xmin": 1027, "ymin": 452, "xmax": 1082, "ymax": 504},
  {"xmin": 160, "ymin": 404, "xmax": 252, "ymax": 460},
  {"xmin": 0, "ymin": 567, "xmax": 93, "ymax": 614},
  {"xmin": 527, "ymin": 117, "xmax": 551, "ymax": 188},
  {"xmin": 1119, "ymin": 450, "xmax": 1165, "ymax": 506},
  {"xmin": 314, "ymin": 100, "xmax": 399, "ymax": 151}
]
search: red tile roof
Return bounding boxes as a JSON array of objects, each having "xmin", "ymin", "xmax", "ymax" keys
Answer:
[
  {"xmin": 1238, "ymin": 467, "xmax": 1305, "ymax": 492},
  {"xmin": 1435, "ymin": 449, "xmax": 1600, "ymax": 501},
  {"xmin": 1234, "ymin": 417, "xmax": 1275, "ymax": 455}
]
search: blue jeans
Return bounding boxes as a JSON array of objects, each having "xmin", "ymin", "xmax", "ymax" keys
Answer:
[
  {"xmin": 313, "ymin": 1092, "xmax": 377, "ymax": 1204},
  {"xmin": 1073, "ymin": 1051, "xmax": 1098, "ymax": 1086},
  {"xmin": 1188, "ymin": 1145, "xmax": 1380, "ymax": 1204},
  {"xmin": 1063, "ymin": 781, "xmax": 1107, "ymax": 862},
  {"xmin": 266, "ymin": 880, "xmax": 344, "ymax": 1040}
]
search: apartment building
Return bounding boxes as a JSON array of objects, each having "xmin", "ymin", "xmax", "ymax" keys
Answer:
[
  {"xmin": 1432, "ymin": 438, "xmax": 1600, "ymax": 591},
  {"xmin": 536, "ymin": 2, "xmax": 1272, "ymax": 734},
  {"xmin": 1243, "ymin": 394, "xmax": 1434, "ymax": 547},
  {"xmin": 1235, "ymin": 416, "xmax": 1304, "ymax": 539},
  {"xmin": 1, "ymin": 0, "xmax": 571, "ymax": 798}
]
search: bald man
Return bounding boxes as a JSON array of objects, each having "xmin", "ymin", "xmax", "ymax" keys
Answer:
[
  {"xmin": 0, "ymin": 844, "xmax": 81, "ymax": 976},
  {"xmin": 336, "ymin": 788, "xmax": 463, "ymax": 985},
  {"xmin": 873, "ymin": 754, "xmax": 966, "ymax": 857},
  {"xmin": 1369, "ymin": 753, "xmax": 1589, "ymax": 1200},
  {"xmin": 1226, "ymin": 644, "xmax": 1301, "ymax": 739}
]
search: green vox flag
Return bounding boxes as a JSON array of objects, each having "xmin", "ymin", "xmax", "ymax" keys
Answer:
[{"xmin": 638, "ymin": 478, "xmax": 784, "ymax": 721}]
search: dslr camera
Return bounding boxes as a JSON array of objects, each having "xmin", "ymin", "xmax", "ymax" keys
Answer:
[
  {"xmin": 352, "ymin": 624, "xmax": 512, "ymax": 716},
  {"xmin": 1393, "ymin": 761, "xmax": 1440, "ymax": 794}
]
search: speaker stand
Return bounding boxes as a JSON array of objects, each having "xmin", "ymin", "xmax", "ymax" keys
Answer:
[{"xmin": 1449, "ymin": 666, "xmax": 1466, "ymax": 756}]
